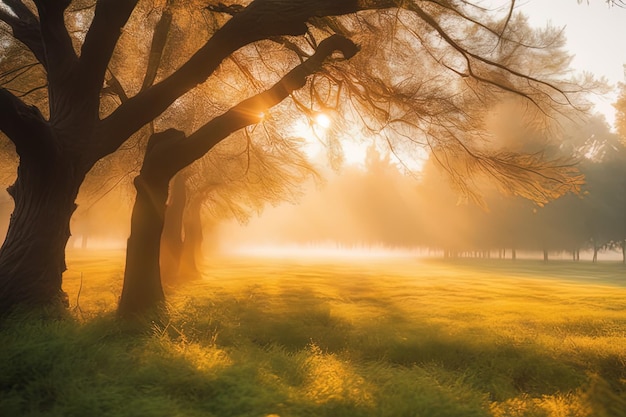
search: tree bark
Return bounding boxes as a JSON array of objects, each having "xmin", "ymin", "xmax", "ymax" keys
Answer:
[
  {"xmin": 118, "ymin": 175, "xmax": 169, "ymax": 319},
  {"xmin": 0, "ymin": 157, "xmax": 83, "ymax": 315},
  {"xmin": 0, "ymin": 0, "xmax": 136, "ymax": 315}
]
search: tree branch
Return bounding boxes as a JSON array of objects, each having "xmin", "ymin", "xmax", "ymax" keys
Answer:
[
  {"xmin": 103, "ymin": 69, "xmax": 129, "ymax": 102},
  {"xmin": 0, "ymin": 88, "xmax": 50, "ymax": 156},
  {"xmin": 205, "ymin": 2, "xmax": 244, "ymax": 16},
  {"xmin": 98, "ymin": 0, "xmax": 573, "ymax": 161},
  {"xmin": 140, "ymin": 3, "xmax": 172, "ymax": 92},
  {"xmin": 408, "ymin": 3, "xmax": 570, "ymax": 108},
  {"xmin": 76, "ymin": 0, "xmax": 137, "ymax": 107},
  {"xmin": 32, "ymin": 0, "xmax": 78, "ymax": 82},
  {"xmin": 141, "ymin": 34, "xmax": 358, "ymax": 181},
  {"xmin": 98, "ymin": 0, "xmax": 366, "ymax": 157},
  {"xmin": 0, "ymin": 0, "xmax": 46, "ymax": 68}
]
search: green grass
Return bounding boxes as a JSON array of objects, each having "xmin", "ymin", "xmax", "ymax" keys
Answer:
[{"xmin": 1, "ymin": 251, "xmax": 626, "ymax": 417}]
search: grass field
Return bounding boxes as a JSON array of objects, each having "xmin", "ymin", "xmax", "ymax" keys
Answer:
[{"xmin": 1, "ymin": 251, "xmax": 625, "ymax": 417}]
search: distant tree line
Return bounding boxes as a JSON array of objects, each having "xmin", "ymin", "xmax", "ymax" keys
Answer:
[{"xmin": 253, "ymin": 113, "xmax": 626, "ymax": 262}]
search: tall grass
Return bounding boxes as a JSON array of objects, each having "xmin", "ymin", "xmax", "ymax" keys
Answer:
[{"xmin": 1, "ymin": 252, "xmax": 625, "ymax": 416}]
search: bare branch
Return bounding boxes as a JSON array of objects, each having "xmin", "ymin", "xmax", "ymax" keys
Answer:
[
  {"xmin": 0, "ymin": 1, "xmax": 46, "ymax": 68},
  {"xmin": 32, "ymin": 0, "xmax": 78, "ymax": 81},
  {"xmin": 140, "ymin": 3, "xmax": 172, "ymax": 92},
  {"xmin": 15, "ymin": 83, "xmax": 48, "ymax": 98},
  {"xmin": 0, "ymin": 62, "xmax": 39, "ymax": 85},
  {"xmin": 0, "ymin": 87, "xmax": 49, "ymax": 155},
  {"xmin": 409, "ymin": 4, "xmax": 572, "ymax": 109},
  {"xmin": 98, "ymin": 0, "xmax": 367, "ymax": 156},
  {"xmin": 103, "ymin": 69, "xmax": 129, "ymax": 102},
  {"xmin": 205, "ymin": 2, "xmax": 245, "ymax": 16},
  {"xmin": 76, "ymin": 0, "xmax": 137, "ymax": 106},
  {"xmin": 142, "ymin": 34, "xmax": 359, "ymax": 181}
]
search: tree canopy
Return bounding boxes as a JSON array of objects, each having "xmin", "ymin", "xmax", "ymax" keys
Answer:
[{"xmin": 0, "ymin": 0, "xmax": 597, "ymax": 315}]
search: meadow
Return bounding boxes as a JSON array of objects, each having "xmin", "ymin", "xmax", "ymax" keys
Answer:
[{"xmin": 1, "ymin": 250, "xmax": 625, "ymax": 417}]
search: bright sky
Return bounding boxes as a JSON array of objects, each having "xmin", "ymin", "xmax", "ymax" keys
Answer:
[
  {"xmin": 517, "ymin": 0, "xmax": 626, "ymax": 125},
  {"xmin": 295, "ymin": 1, "xmax": 626, "ymax": 165}
]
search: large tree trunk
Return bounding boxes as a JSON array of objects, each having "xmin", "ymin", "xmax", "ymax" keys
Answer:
[
  {"xmin": 118, "ymin": 175, "xmax": 169, "ymax": 319},
  {"xmin": 0, "ymin": 158, "xmax": 83, "ymax": 315}
]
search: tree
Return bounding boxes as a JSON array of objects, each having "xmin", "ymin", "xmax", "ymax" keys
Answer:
[
  {"xmin": 578, "ymin": 0, "xmax": 626, "ymax": 7},
  {"xmin": 160, "ymin": 129, "xmax": 316, "ymax": 285},
  {"xmin": 0, "ymin": 0, "xmax": 588, "ymax": 316},
  {"xmin": 615, "ymin": 82, "xmax": 626, "ymax": 140}
]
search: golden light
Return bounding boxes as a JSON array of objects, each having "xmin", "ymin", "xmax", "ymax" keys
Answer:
[
  {"xmin": 291, "ymin": 113, "xmax": 332, "ymax": 160},
  {"xmin": 315, "ymin": 113, "xmax": 331, "ymax": 129}
]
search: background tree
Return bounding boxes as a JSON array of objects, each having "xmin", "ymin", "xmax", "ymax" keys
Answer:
[{"xmin": 160, "ymin": 128, "xmax": 316, "ymax": 285}]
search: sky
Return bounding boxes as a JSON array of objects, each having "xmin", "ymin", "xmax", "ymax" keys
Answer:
[{"xmin": 517, "ymin": 0, "xmax": 626, "ymax": 125}]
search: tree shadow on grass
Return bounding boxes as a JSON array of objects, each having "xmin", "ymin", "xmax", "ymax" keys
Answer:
[
  {"xmin": 0, "ymin": 311, "xmax": 489, "ymax": 417},
  {"xmin": 2, "ymin": 274, "xmax": 624, "ymax": 417},
  {"xmin": 171, "ymin": 277, "xmax": 625, "ymax": 404}
]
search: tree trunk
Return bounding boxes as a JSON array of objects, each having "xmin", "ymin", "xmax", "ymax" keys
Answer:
[
  {"xmin": 0, "ymin": 158, "xmax": 83, "ymax": 315},
  {"xmin": 118, "ymin": 175, "xmax": 168, "ymax": 319},
  {"xmin": 160, "ymin": 173, "xmax": 186, "ymax": 285},
  {"xmin": 543, "ymin": 249, "xmax": 549, "ymax": 262},
  {"xmin": 178, "ymin": 199, "xmax": 204, "ymax": 281}
]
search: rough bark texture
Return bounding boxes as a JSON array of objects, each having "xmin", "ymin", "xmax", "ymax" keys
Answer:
[
  {"xmin": 118, "ymin": 175, "xmax": 169, "ymax": 319},
  {"xmin": 117, "ymin": 130, "xmax": 184, "ymax": 319},
  {"xmin": 0, "ymin": 156, "xmax": 83, "ymax": 315},
  {"xmin": 0, "ymin": 0, "xmax": 136, "ymax": 315}
]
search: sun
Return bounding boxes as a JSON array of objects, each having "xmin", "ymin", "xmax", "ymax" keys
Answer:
[
  {"xmin": 315, "ymin": 113, "xmax": 331, "ymax": 129},
  {"xmin": 291, "ymin": 113, "xmax": 331, "ymax": 160},
  {"xmin": 292, "ymin": 113, "xmax": 375, "ymax": 166}
]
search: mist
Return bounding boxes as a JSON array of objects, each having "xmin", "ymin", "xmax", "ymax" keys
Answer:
[
  {"xmin": 2, "ymin": 112, "xmax": 622, "ymax": 265},
  {"xmin": 215, "ymin": 112, "xmax": 626, "ymax": 263}
]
